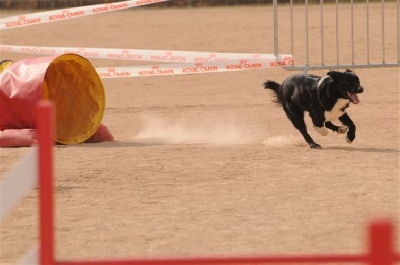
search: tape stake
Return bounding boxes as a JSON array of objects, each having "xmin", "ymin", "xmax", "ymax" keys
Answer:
[
  {"xmin": 0, "ymin": 148, "xmax": 38, "ymax": 221},
  {"xmin": 0, "ymin": 0, "xmax": 170, "ymax": 30}
]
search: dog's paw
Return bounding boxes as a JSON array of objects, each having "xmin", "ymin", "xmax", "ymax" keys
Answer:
[
  {"xmin": 346, "ymin": 131, "xmax": 355, "ymax": 143},
  {"xmin": 314, "ymin": 126, "xmax": 329, "ymax": 136},
  {"xmin": 309, "ymin": 142, "xmax": 322, "ymax": 149},
  {"xmin": 337, "ymin": 126, "xmax": 348, "ymax": 134}
]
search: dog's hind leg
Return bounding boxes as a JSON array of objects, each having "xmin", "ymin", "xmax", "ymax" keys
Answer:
[
  {"xmin": 313, "ymin": 125, "xmax": 329, "ymax": 136},
  {"xmin": 325, "ymin": 121, "xmax": 348, "ymax": 134},
  {"xmin": 309, "ymin": 112, "xmax": 329, "ymax": 136},
  {"xmin": 283, "ymin": 103, "xmax": 321, "ymax": 149}
]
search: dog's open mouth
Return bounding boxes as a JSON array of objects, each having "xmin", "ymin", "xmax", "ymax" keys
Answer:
[{"xmin": 347, "ymin": 92, "xmax": 360, "ymax": 104}]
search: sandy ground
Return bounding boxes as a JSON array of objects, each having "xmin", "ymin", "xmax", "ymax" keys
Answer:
[{"xmin": 1, "ymin": 3, "xmax": 399, "ymax": 264}]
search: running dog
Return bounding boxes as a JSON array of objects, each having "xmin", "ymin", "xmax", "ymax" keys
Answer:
[{"xmin": 264, "ymin": 70, "xmax": 364, "ymax": 148}]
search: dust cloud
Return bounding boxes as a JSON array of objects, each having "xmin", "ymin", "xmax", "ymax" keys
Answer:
[
  {"xmin": 262, "ymin": 135, "xmax": 305, "ymax": 147},
  {"xmin": 135, "ymin": 115, "xmax": 305, "ymax": 147},
  {"xmin": 135, "ymin": 115, "xmax": 257, "ymax": 145}
]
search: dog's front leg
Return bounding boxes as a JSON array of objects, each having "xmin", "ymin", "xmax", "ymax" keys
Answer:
[
  {"xmin": 325, "ymin": 121, "xmax": 348, "ymax": 134},
  {"xmin": 339, "ymin": 113, "xmax": 356, "ymax": 143}
]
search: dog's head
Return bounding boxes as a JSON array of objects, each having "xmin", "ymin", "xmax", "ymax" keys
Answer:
[{"xmin": 327, "ymin": 69, "xmax": 364, "ymax": 104}]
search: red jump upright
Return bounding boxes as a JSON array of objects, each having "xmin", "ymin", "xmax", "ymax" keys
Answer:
[{"xmin": 37, "ymin": 101, "xmax": 55, "ymax": 265}]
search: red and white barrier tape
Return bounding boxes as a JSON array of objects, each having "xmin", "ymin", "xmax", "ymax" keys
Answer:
[
  {"xmin": 0, "ymin": 44, "xmax": 292, "ymax": 64},
  {"xmin": 0, "ymin": 0, "xmax": 169, "ymax": 30},
  {"xmin": 0, "ymin": 148, "xmax": 38, "ymax": 221},
  {"xmin": 96, "ymin": 58, "xmax": 293, "ymax": 78},
  {"xmin": 0, "ymin": 44, "xmax": 293, "ymax": 78},
  {"xmin": 0, "ymin": 0, "xmax": 293, "ymax": 78}
]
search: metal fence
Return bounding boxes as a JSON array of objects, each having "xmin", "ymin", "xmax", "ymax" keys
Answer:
[{"xmin": 273, "ymin": 0, "xmax": 400, "ymax": 72}]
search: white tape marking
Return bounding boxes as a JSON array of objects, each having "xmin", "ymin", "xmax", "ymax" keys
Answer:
[
  {"xmin": 0, "ymin": 148, "xmax": 38, "ymax": 221},
  {"xmin": 18, "ymin": 244, "xmax": 39, "ymax": 265},
  {"xmin": 0, "ymin": 0, "xmax": 169, "ymax": 30}
]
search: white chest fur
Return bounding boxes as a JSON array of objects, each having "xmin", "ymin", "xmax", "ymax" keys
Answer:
[{"xmin": 324, "ymin": 99, "xmax": 350, "ymax": 122}]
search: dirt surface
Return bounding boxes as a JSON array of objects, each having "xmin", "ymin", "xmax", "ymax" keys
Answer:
[{"xmin": 1, "ymin": 3, "xmax": 399, "ymax": 264}]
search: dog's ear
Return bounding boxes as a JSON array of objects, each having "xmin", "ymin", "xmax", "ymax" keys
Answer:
[
  {"xmin": 345, "ymin": 69, "xmax": 358, "ymax": 76},
  {"xmin": 327, "ymin": 71, "xmax": 343, "ymax": 80}
]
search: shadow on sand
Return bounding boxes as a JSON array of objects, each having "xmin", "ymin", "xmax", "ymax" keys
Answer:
[
  {"xmin": 325, "ymin": 146, "xmax": 399, "ymax": 154},
  {"xmin": 56, "ymin": 140, "xmax": 167, "ymax": 148}
]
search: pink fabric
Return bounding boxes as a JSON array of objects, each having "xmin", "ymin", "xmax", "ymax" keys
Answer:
[
  {"xmin": 0, "ymin": 129, "xmax": 37, "ymax": 147},
  {"xmin": 0, "ymin": 125, "xmax": 113, "ymax": 147},
  {"xmin": 85, "ymin": 124, "xmax": 114, "ymax": 143},
  {"xmin": 0, "ymin": 56, "xmax": 56, "ymax": 131}
]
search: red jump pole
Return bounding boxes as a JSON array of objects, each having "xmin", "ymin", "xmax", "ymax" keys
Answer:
[
  {"xmin": 37, "ymin": 101, "xmax": 55, "ymax": 265},
  {"xmin": 368, "ymin": 219, "xmax": 395, "ymax": 265}
]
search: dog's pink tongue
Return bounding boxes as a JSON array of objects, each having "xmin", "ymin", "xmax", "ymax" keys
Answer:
[{"xmin": 349, "ymin": 93, "xmax": 360, "ymax": 104}]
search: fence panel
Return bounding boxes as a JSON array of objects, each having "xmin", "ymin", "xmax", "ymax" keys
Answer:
[{"xmin": 273, "ymin": 0, "xmax": 400, "ymax": 72}]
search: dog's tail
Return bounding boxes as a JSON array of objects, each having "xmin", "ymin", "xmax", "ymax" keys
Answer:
[{"xmin": 263, "ymin": 80, "xmax": 283, "ymax": 105}]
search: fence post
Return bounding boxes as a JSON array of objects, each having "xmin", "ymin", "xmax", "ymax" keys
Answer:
[
  {"xmin": 37, "ymin": 101, "xmax": 55, "ymax": 265},
  {"xmin": 368, "ymin": 219, "xmax": 394, "ymax": 265},
  {"xmin": 273, "ymin": 0, "xmax": 278, "ymax": 57}
]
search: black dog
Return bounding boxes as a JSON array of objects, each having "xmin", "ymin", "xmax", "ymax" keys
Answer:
[{"xmin": 264, "ymin": 70, "xmax": 364, "ymax": 148}]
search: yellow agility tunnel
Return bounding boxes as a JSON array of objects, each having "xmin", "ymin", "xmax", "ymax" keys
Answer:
[{"xmin": 0, "ymin": 54, "xmax": 112, "ymax": 147}]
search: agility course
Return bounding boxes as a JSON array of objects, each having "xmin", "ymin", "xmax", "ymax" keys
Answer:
[
  {"xmin": 2, "ymin": 101, "xmax": 399, "ymax": 264},
  {"xmin": 1, "ymin": 0, "xmax": 399, "ymax": 264}
]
